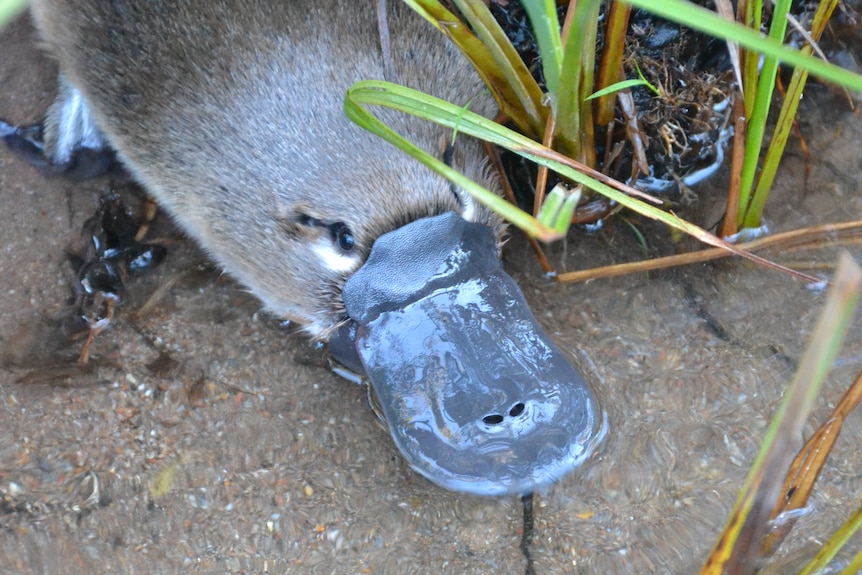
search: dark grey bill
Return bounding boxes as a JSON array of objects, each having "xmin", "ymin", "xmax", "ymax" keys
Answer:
[{"xmin": 330, "ymin": 211, "xmax": 603, "ymax": 496}]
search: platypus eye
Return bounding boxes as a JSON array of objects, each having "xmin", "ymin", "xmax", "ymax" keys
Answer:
[{"xmin": 330, "ymin": 222, "xmax": 355, "ymax": 252}]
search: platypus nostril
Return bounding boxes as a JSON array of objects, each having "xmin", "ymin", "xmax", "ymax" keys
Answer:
[
  {"xmin": 481, "ymin": 403, "xmax": 525, "ymax": 427},
  {"xmin": 482, "ymin": 414, "xmax": 504, "ymax": 425},
  {"xmin": 482, "ymin": 402, "xmax": 526, "ymax": 427},
  {"xmin": 509, "ymin": 402, "xmax": 525, "ymax": 417}
]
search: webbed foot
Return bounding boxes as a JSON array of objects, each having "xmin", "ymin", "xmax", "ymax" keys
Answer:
[
  {"xmin": 1, "ymin": 118, "xmax": 117, "ymax": 179},
  {"xmin": 2, "ymin": 73, "xmax": 120, "ymax": 179}
]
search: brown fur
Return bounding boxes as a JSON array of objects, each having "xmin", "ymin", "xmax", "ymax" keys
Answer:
[{"xmin": 31, "ymin": 0, "xmax": 503, "ymax": 337}]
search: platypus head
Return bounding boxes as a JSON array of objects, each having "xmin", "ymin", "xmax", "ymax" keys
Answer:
[
  {"xmin": 329, "ymin": 211, "xmax": 603, "ymax": 496},
  {"xmin": 258, "ymin": 127, "xmax": 602, "ymax": 496},
  {"xmin": 26, "ymin": 0, "xmax": 602, "ymax": 496}
]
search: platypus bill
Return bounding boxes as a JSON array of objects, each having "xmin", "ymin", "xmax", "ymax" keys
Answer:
[{"xmin": 3, "ymin": 0, "xmax": 604, "ymax": 496}]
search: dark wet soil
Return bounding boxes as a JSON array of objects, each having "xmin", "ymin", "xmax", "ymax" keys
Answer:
[{"xmin": 1, "ymin": 13, "xmax": 862, "ymax": 575}]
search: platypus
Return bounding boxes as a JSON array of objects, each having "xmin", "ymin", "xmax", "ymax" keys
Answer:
[{"xmin": 4, "ymin": 0, "xmax": 603, "ymax": 496}]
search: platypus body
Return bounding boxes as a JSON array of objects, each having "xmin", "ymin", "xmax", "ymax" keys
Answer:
[{"xmin": 7, "ymin": 0, "xmax": 603, "ymax": 495}]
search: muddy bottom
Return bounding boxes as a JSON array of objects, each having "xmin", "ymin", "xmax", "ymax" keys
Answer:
[{"xmin": 2, "ymin": 15, "xmax": 861, "ymax": 575}]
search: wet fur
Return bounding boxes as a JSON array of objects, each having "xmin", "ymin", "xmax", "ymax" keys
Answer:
[{"xmin": 30, "ymin": 0, "xmax": 503, "ymax": 337}]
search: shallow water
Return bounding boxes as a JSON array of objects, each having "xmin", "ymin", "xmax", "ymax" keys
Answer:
[{"xmin": 1, "ymin": 15, "xmax": 861, "ymax": 575}]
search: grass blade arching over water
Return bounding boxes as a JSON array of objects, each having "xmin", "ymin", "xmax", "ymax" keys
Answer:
[{"xmin": 346, "ymin": 79, "xmax": 825, "ymax": 284}]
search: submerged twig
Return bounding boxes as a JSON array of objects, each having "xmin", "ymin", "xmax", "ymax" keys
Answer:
[{"xmin": 556, "ymin": 220, "xmax": 862, "ymax": 284}]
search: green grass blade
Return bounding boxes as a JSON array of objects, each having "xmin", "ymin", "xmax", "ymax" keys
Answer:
[
  {"xmin": 743, "ymin": 67, "xmax": 806, "ymax": 229},
  {"xmin": 621, "ymin": 218, "xmax": 649, "ymax": 255},
  {"xmin": 401, "ymin": 0, "xmax": 544, "ymax": 137},
  {"xmin": 620, "ymin": 0, "xmax": 862, "ymax": 91},
  {"xmin": 595, "ymin": 2, "xmax": 632, "ymax": 126},
  {"xmin": 737, "ymin": 0, "xmax": 793, "ymax": 225},
  {"xmin": 521, "ymin": 0, "xmax": 562, "ymax": 94},
  {"xmin": 537, "ymin": 185, "xmax": 581, "ymax": 234},
  {"xmin": 839, "ymin": 548, "xmax": 862, "ymax": 575},
  {"xmin": 449, "ymin": 0, "xmax": 548, "ymax": 138},
  {"xmin": 741, "ymin": 0, "xmax": 763, "ymax": 118},
  {"xmin": 799, "ymin": 504, "xmax": 862, "ymax": 575},
  {"xmin": 743, "ymin": 0, "xmax": 840, "ymax": 228},
  {"xmin": 555, "ymin": 0, "xmax": 602, "ymax": 162},
  {"xmin": 0, "ymin": 0, "xmax": 28, "ymax": 28},
  {"xmin": 586, "ymin": 79, "xmax": 655, "ymax": 101}
]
